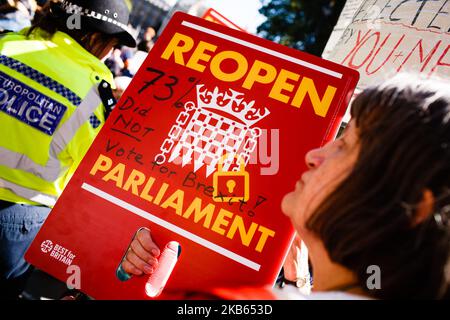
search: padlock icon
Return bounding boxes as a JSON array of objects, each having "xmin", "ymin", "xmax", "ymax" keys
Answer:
[{"xmin": 213, "ymin": 154, "xmax": 250, "ymax": 203}]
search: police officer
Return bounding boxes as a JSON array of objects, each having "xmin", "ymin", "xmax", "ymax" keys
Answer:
[{"xmin": 0, "ymin": 0, "xmax": 141, "ymax": 298}]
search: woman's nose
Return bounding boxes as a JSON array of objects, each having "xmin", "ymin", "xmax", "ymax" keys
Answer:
[{"xmin": 305, "ymin": 147, "xmax": 324, "ymax": 169}]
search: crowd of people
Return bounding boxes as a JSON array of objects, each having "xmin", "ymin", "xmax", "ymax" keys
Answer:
[
  {"xmin": 105, "ymin": 26, "xmax": 155, "ymax": 78},
  {"xmin": 0, "ymin": 1, "xmax": 61, "ymax": 32},
  {"xmin": 0, "ymin": 0, "xmax": 449, "ymax": 301}
]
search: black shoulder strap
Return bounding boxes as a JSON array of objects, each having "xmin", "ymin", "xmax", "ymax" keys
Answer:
[{"xmin": 97, "ymin": 80, "xmax": 116, "ymax": 120}]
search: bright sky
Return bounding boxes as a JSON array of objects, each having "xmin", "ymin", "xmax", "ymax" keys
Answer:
[{"xmin": 203, "ymin": 0, "xmax": 267, "ymax": 34}]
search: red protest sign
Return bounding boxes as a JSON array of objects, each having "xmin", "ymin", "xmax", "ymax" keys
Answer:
[
  {"xmin": 25, "ymin": 12, "xmax": 359, "ymax": 299},
  {"xmin": 202, "ymin": 8, "xmax": 246, "ymax": 32}
]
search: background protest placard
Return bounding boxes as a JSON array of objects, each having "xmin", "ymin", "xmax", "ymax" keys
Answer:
[
  {"xmin": 325, "ymin": 0, "xmax": 449, "ymax": 92},
  {"xmin": 322, "ymin": 0, "xmax": 365, "ymax": 60},
  {"xmin": 201, "ymin": 7, "xmax": 246, "ymax": 32},
  {"xmin": 25, "ymin": 12, "xmax": 358, "ymax": 299}
]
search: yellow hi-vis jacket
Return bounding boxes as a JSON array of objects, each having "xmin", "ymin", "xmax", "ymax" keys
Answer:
[{"xmin": 0, "ymin": 27, "xmax": 114, "ymax": 207}]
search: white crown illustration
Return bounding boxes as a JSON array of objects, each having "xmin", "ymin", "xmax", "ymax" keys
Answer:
[{"xmin": 195, "ymin": 84, "xmax": 270, "ymax": 127}]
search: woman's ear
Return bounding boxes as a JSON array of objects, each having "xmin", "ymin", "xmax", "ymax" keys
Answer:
[{"xmin": 412, "ymin": 189, "xmax": 435, "ymax": 226}]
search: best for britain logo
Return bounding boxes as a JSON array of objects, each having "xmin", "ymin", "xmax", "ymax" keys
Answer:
[
  {"xmin": 40, "ymin": 240, "xmax": 54, "ymax": 253},
  {"xmin": 40, "ymin": 240, "xmax": 76, "ymax": 266}
]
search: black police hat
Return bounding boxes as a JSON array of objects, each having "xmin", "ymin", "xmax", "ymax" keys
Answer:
[{"xmin": 59, "ymin": 0, "xmax": 136, "ymax": 47}]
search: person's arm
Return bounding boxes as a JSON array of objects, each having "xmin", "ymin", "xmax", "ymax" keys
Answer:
[{"xmin": 282, "ymin": 235, "xmax": 311, "ymax": 293}]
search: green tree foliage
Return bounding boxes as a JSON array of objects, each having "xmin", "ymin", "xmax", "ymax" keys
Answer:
[{"xmin": 257, "ymin": 0, "xmax": 346, "ymax": 56}]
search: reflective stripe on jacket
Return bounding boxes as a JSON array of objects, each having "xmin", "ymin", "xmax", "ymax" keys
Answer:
[{"xmin": 0, "ymin": 27, "xmax": 113, "ymax": 206}]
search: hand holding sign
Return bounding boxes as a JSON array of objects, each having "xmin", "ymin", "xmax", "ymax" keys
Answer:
[{"xmin": 120, "ymin": 228, "xmax": 161, "ymax": 277}]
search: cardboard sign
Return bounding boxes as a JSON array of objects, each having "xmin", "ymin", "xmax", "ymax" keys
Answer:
[
  {"xmin": 202, "ymin": 8, "xmax": 246, "ymax": 32},
  {"xmin": 25, "ymin": 12, "xmax": 359, "ymax": 299},
  {"xmin": 322, "ymin": 0, "xmax": 364, "ymax": 60},
  {"xmin": 325, "ymin": 0, "xmax": 450, "ymax": 92}
]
